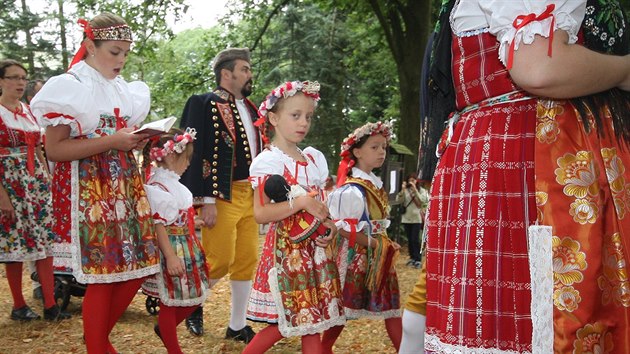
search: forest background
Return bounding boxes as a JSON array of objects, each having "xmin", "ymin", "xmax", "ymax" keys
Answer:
[{"xmin": 1, "ymin": 0, "xmax": 629, "ymax": 175}]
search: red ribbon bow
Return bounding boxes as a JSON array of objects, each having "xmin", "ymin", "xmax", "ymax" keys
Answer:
[
  {"xmin": 507, "ymin": 4, "xmax": 555, "ymax": 70},
  {"xmin": 69, "ymin": 19, "xmax": 95, "ymax": 70},
  {"xmin": 24, "ymin": 132, "xmax": 39, "ymax": 176}
]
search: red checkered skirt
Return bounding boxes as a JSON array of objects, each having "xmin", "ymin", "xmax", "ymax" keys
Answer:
[{"xmin": 424, "ymin": 31, "xmax": 537, "ymax": 353}]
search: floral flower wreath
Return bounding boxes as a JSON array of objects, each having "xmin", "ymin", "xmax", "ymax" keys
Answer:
[
  {"xmin": 254, "ymin": 80, "xmax": 321, "ymax": 143},
  {"xmin": 336, "ymin": 120, "xmax": 393, "ymax": 187},
  {"xmin": 150, "ymin": 127, "xmax": 197, "ymax": 162},
  {"xmin": 257, "ymin": 80, "xmax": 321, "ymax": 118}
]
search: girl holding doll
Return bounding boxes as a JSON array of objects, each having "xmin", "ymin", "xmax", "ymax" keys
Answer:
[{"xmin": 242, "ymin": 80, "xmax": 345, "ymax": 354}]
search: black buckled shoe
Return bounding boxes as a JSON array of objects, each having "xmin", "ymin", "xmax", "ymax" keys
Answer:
[
  {"xmin": 154, "ymin": 324, "xmax": 162, "ymax": 339},
  {"xmin": 185, "ymin": 306, "xmax": 204, "ymax": 336},
  {"xmin": 225, "ymin": 325, "xmax": 256, "ymax": 343},
  {"xmin": 44, "ymin": 304, "xmax": 71, "ymax": 321},
  {"xmin": 10, "ymin": 305, "xmax": 41, "ymax": 321}
]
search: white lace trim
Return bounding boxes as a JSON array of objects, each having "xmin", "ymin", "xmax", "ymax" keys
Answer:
[
  {"xmin": 496, "ymin": 11, "xmax": 579, "ymax": 67},
  {"xmin": 345, "ymin": 308, "xmax": 400, "ymax": 320},
  {"xmin": 425, "ymin": 334, "xmax": 531, "ymax": 354},
  {"xmin": 158, "ymin": 277, "xmax": 209, "ymax": 307},
  {"xmin": 527, "ymin": 225, "xmax": 554, "ymax": 354},
  {"xmin": 267, "ymin": 267, "xmax": 346, "ymax": 337}
]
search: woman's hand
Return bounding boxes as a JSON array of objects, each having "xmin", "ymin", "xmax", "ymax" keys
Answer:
[
  {"xmin": 166, "ymin": 255, "xmax": 185, "ymax": 277},
  {"xmin": 299, "ymin": 197, "xmax": 330, "ymax": 221},
  {"xmin": 111, "ymin": 128, "xmax": 147, "ymax": 152},
  {"xmin": 391, "ymin": 241, "xmax": 401, "ymax": 251},
  {"xmin": 0, "ymin": 187, "xmax": 15, "ymax": 223}
]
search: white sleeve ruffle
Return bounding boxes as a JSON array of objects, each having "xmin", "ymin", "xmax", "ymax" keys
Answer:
[
  {"xmin": 479, "ymin": 0, "xmax": 586, "ymax": 66},
  {"xmin": 249, "ymin": 149, "xmax": 283, "ymax": 189},
  {"xmin": 327, "ymin": 184, "xmax": 370, "ymax": 233},
  {"xmin": 303, "ymin": 146, "xmax": 329, "ymax": 188},
  {"xmin": 30, "ymin": 73, "xmax": 96, "ymax": 136},
  {"xmin": 125, "ymin": 81, "xmax": 151, "ymax": 127},
  {"xmin": 144, "ymin": 184, "xmax": 179, "ymax": 225}
]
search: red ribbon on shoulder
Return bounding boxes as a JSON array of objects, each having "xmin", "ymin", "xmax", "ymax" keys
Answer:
[
  {"xmin": 506, "ymin": 4, "xmax": 555, "ymax": 70},
  {"xmin": 336, "ymin": 155, "xmax": 354, "ymax": 188}
]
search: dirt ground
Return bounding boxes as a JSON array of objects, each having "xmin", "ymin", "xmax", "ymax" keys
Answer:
[{"xmin": 0, "ymin": 236, "xmax": 421, "ymax": 354}]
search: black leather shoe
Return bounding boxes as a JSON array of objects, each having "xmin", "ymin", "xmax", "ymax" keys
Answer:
[
  {"xmin": 225, "ymin": 325, "xmax": 256, "ymax": 343},
  {"xmin": 185, "ymin": 306, "xmax": 203, "ymax": 336},
  {"xmin": 154, "ymin": 324, "xmax": 162, "ymax": 339},
  {"xmin": 44, "ymin": 304, "xmax": 71, "ymax": 321},
  {"xmin": 10, "ymin": 306, "xmax": 41, "ymax": 321}
]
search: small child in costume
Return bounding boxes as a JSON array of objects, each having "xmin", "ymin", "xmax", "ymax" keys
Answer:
[
  {"xmin": 323, "ymin": 121, "xmax": 402, "ymax": 353},
  {"xmin": 243, "ymin": 81, "xmax": 345, "ymax": 354},
  {"xmin": 141, "ymin": 128, "xmax": 210, "ymax": 354}
]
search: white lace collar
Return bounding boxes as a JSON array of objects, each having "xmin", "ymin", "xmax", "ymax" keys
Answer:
[{"xmin": 350, "ymin": 167, "xmax": 383, "ymax": 189}]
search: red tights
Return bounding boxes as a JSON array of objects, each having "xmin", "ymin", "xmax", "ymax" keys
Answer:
[
  {"xmin": 157, "ymin": 304, "xmax": 197, "ymax": 354},
  {"xmin": 82, "ymin": 277, "xmax": 145, "ymax": 354},
  {"xmin": 322, "ymin": 317, "xmax": 402, "ymax": 354},
  {"xmin": 242, "ymin": 324, "xmax": 322, "ymax": 354},
  {"xmin": 5, "ymin": 257, "xmax": 56, "ymax": 309}
]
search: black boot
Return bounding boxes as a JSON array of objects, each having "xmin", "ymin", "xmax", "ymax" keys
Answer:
[
  {"xmin": 185, "ymin": 306, "xmax": 203, "ymax": 336},
  {"xmin": 43, "ymin": 304, "xmax": 71, "ymax": 321}
]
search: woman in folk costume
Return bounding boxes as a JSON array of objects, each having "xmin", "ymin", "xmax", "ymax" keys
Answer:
[
  {"xmin": 142, "ymin": 128, "xmax": 210, "ymax": 354},
  {"xmin": 401, "ymin": 0, "xmax": 630, "ymax": 353},
  {"xmin": 0, "ymin": 59, "xmax": 70, "ymax": 321},
  {"xmin": 324, "ymin": 121, "xmax": 402, "ymax": 353},
  {"xmin": 30, "ymin": 13, "xmax": 159, "ymax": 354},
  {"xmin": 242, "ymin": 80, "xmax": 345, "ymax": 354}
]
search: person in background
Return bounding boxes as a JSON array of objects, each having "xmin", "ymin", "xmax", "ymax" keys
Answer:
[
  {"xmin": 31, "ymin": 13, "xmax": 159, "ymax": 353},
  {"xmin": 395, "ymin": 174, "xmax": 428, "ymax": 268},
  {"xmin": 24, "ymin": 79, "xmax": 44, "ymax": 104},
  {"xmin": 179, "ymin": 47, "xmax": 261, "ymax": 341},
  {"xmin": 0, "ymin": 59, "xmax": 70, "ymax": 321}
]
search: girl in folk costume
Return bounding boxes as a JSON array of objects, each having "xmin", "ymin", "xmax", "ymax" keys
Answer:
[
  {"xmin": 243, "ymin": 81, "xmax": 345, "ymax": 354},
  {"xmin": 0, "ymin": 59, "xmax": 70, "ymax": 321},
  {"xmin": 30, "ymin": 13, "xmax": 159, "ymax": 354},
  {"xmin": 323, "ymin": 121, "xmax": 402, "ymax": 353},
  {"xmin": 142, "ymin": 128, "xmax": 210, "ymax": 354}
]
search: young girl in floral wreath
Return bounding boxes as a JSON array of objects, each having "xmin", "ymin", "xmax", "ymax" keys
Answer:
[
  {"xmin": 243, "ymin": 80, "xmax": 345, "ymax": 354},
  {"xmin": 323, "ymin": 121, "xmax": 402, "ymax": 353},
  {"xmin": 142, "ymin": 127, "xmax": 210, "ymax": 354}
]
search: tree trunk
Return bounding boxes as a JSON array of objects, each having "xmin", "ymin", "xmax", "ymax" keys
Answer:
[
  {"xmin": 20, "ymin": 0, "xmax": 35, "ymax": 73},
  {"xmin": 58, "ymin": 0, "xmax": 68, "ymax": 69},
  {"xmin": 367, "ymin": 0, "xmax": 431, "ymax": 176}
]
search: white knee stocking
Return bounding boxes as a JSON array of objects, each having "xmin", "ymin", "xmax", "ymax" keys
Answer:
[
  {"xmin": 399, "ymin": 310, "xmax": 426, "ymax": 354},
  {"xmin": 229, "ymin": 280, "xmax": 252, "ymax": 330}
]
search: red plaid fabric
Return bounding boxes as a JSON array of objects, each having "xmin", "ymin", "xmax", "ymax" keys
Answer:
[{"xmin": 424, "ymin": 32, "xmax": 537, "ymax": 353}]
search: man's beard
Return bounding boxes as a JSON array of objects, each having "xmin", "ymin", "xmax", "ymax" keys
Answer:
[{"xmin": 241, "ymin": 80, "xmax": 253, "ymax": 97}]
